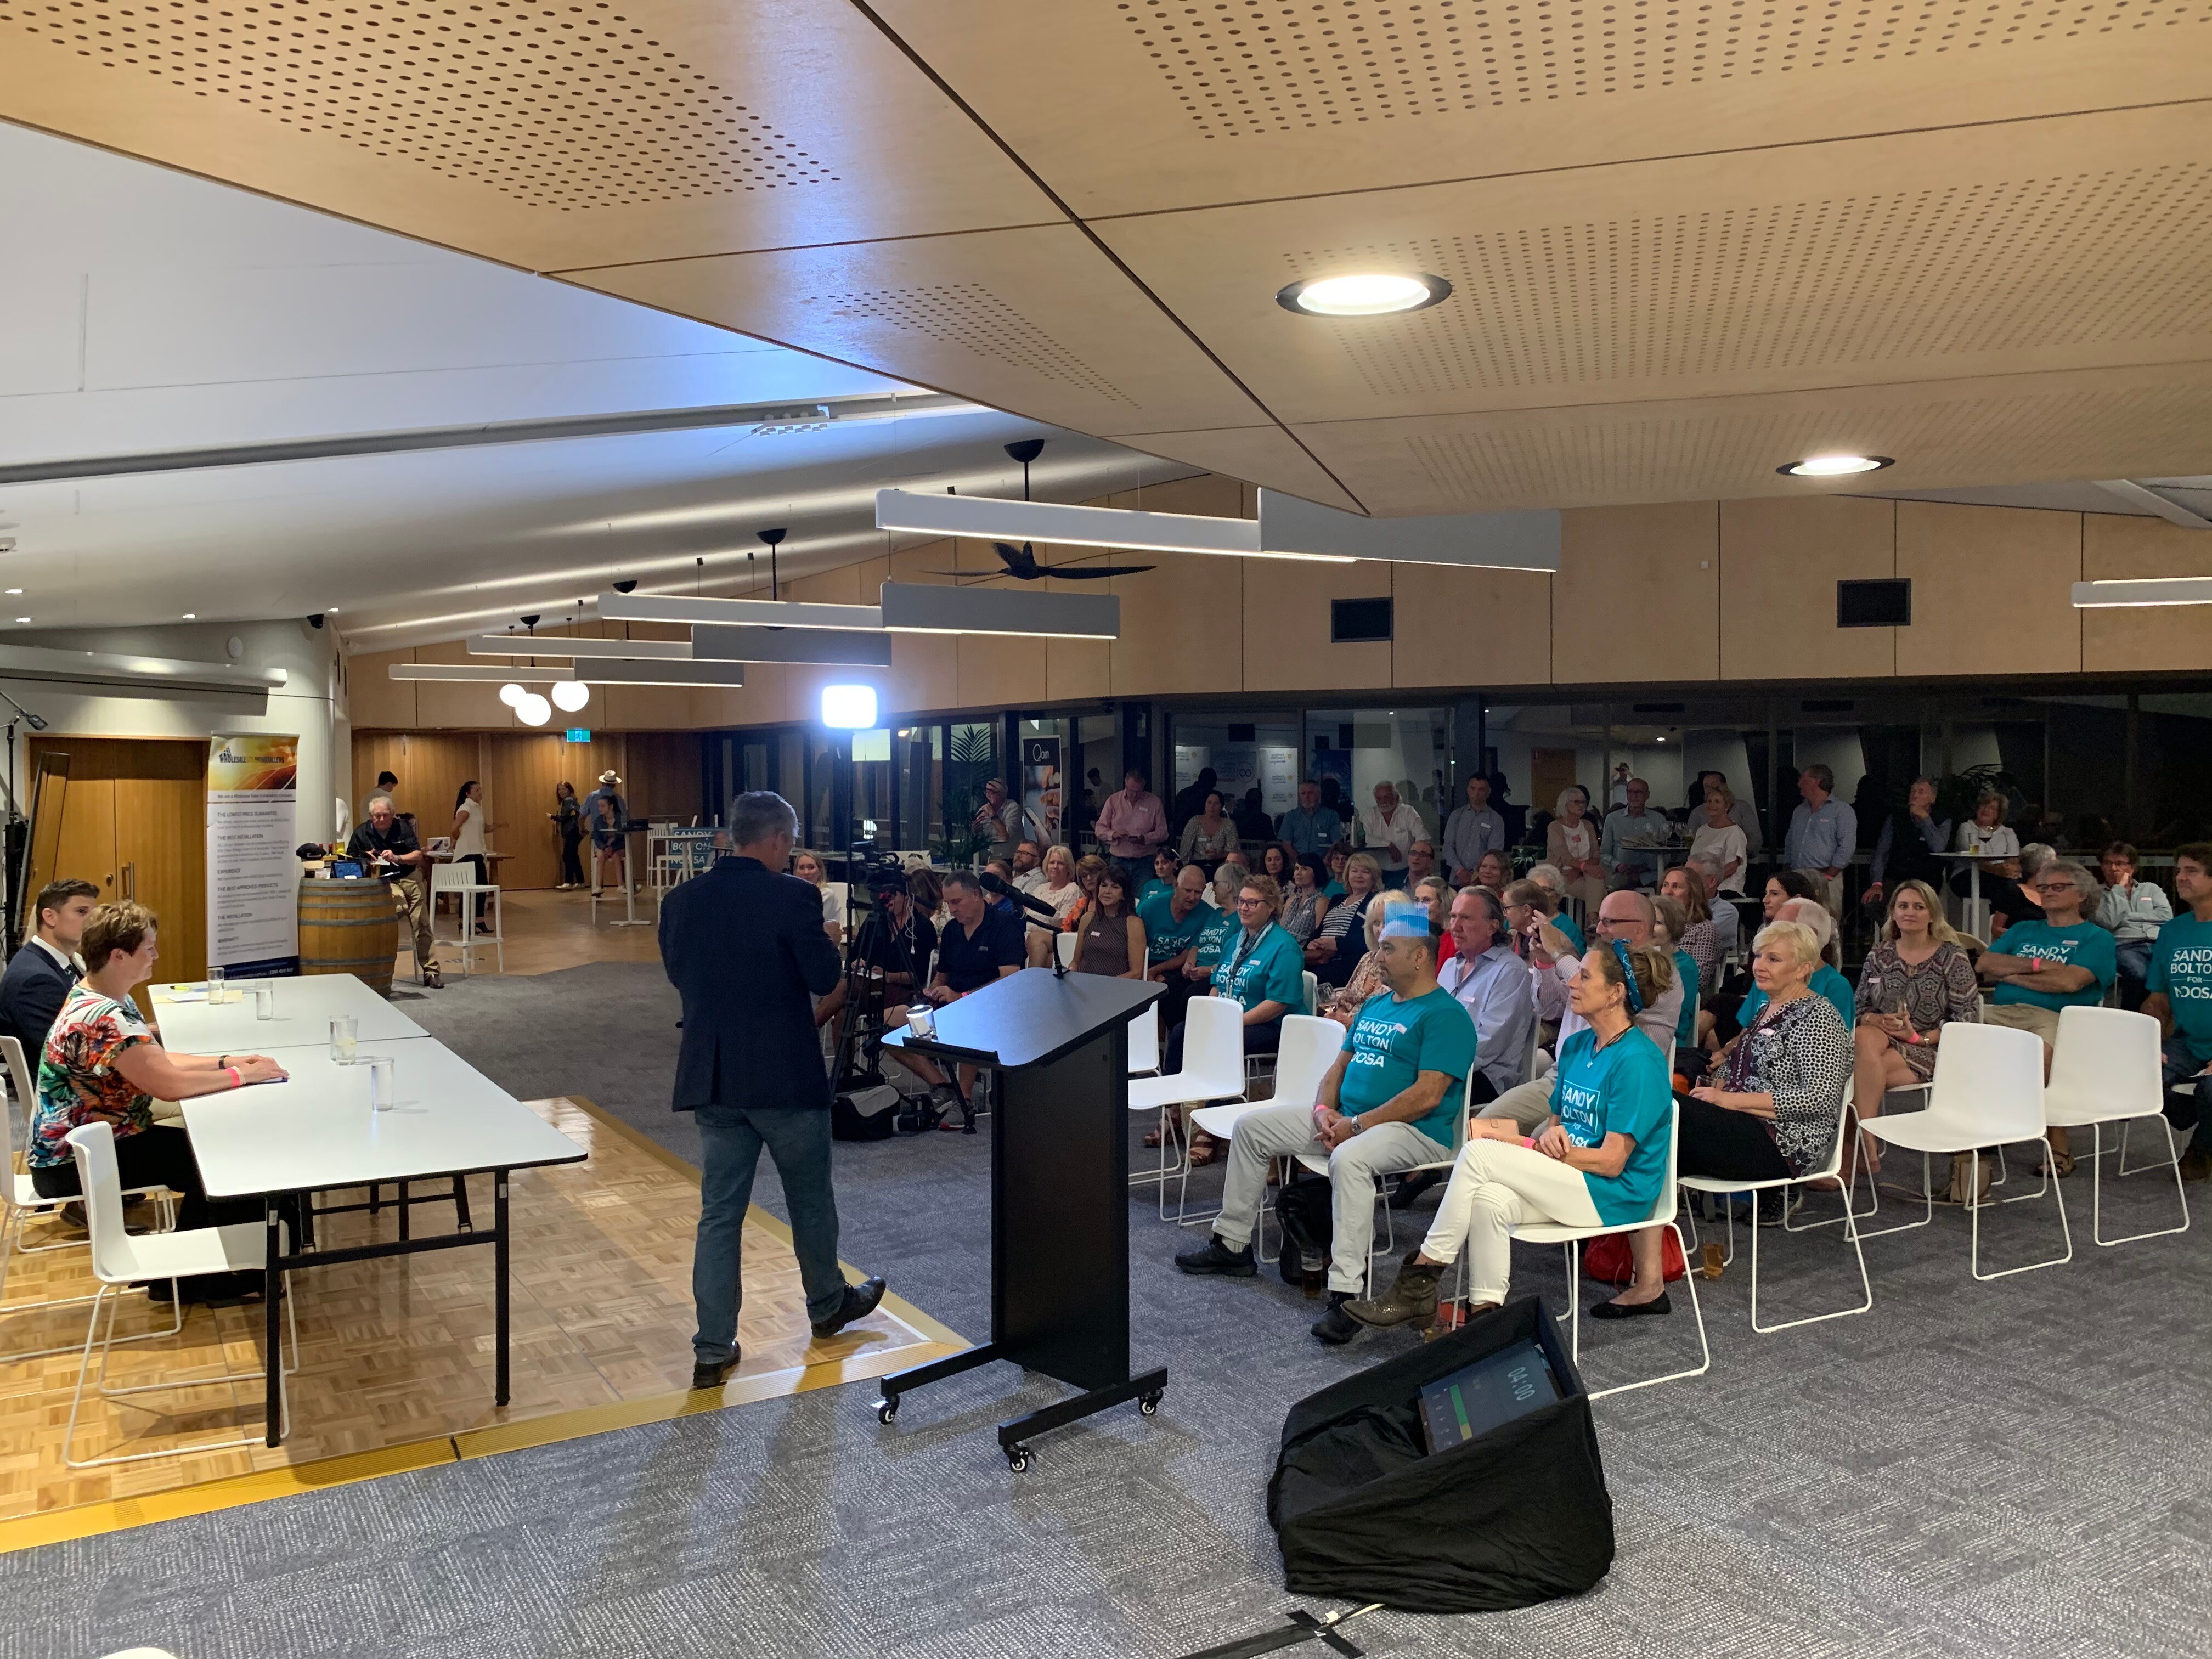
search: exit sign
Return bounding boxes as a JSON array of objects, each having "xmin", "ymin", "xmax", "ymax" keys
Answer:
[{"xmin": 564, "ymin": 727, "xmax": 591, "ymax": 742}]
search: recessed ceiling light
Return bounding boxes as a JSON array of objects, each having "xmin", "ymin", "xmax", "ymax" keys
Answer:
[
  {"xmin": 1277, "ymin": 273, "xmax": 1452, "ymax": 317},
  {"xmin": 182, "ymin": 612, "xmax": 196, "ymax": 619},
  {"xmin": 4, "ymin": 589, "xmax": 20, "ymax": 596},
  {"xmin": 1778, "ymin": 454, "xmax": 1894, "ymax": 478},
  {"xmin": 13, "ymin": 617, "xmax": 27, "ymax": 624}
]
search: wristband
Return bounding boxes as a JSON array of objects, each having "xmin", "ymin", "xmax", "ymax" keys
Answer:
[
  {"xmin": 1522, "ymin": 1136, "xmax": 1537, "ymax": 1149},
  {"xmin": 224, "ymin": 1066, "xmax": 241, "ymax": 1088}
]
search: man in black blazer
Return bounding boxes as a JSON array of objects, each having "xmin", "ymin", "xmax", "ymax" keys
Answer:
[
  {"xmin": 661, "ymin": 791, "xmax": 886, "ymax": 1390},
  {"xmin": 0, "ymin": 877, "xmax": 98, "ymax": 1065}
]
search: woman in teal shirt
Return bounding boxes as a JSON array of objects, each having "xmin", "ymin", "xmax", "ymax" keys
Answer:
[
  {"xmin": 1172, "ymin": 871, "xmax": 1304, "ymax": 1164},
  {"xmin": 1137, "ymin": 846, "xmax": 1180, "ymax": 910}
]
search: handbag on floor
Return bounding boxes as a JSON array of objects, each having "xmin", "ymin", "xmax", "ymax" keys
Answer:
[{"xmin": 1581, "ymin": 1229, "xmax": 1685, "ymax": 1286}]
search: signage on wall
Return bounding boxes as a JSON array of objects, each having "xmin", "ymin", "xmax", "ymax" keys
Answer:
[
  {"xmin": 565, "ymin": 727, "xmax": 592, "ymax": 742},
  {"xmin": 1021, "ymin": 736, "xmax": 1061, "ymax": 847},
  {"xmin": 206, "ymin": 733, "xmax": 300, "ymax": 976}
]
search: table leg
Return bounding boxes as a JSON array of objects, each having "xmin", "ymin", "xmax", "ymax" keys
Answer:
[
  {"xmin": 495, "ymin": 1170, "xmax": 511, "ymax": 1406},
  {"xmin": 265, "ymin": 1196, "xmax": 284, "ymax": 1449},
  {"xmin": 398, "ymin": 1179, "xmax": 411, "ymax": 1242}
]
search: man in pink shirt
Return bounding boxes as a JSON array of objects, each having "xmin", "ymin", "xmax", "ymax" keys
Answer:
[{"xmin": 1096, "ymin": 766, "xmax": 1169, "ymax": 892}]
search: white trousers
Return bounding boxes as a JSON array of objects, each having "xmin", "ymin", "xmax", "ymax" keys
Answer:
[
  {"xmin": 1214, "ymin": 1102, "xmax": 1448, "ymax": 1295},
  {"xmin": 1419, "ymin": 1140, "xmax": 1602, "ymax": 1306}
]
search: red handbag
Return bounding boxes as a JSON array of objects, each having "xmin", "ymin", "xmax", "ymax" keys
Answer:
[{"xmin": 1581, "ymin": 1229, "xmax": 1686, "ymax": 1285}]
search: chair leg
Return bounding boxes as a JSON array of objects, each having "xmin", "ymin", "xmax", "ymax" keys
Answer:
[
  {"xmin": 1855, "ymin": 1150, "xmax": 1937, "ymax": 1241},
  {"xmin": 1583, "ymin": 1223, "xmax": 1713, "ymax": 1401},
  {"xmin": 1749, "ymin": 1179, "xmax": 1874, "ymax": 1334},
  {"xmin": 1969, "ymin": 1148, "xmax": 2074, "ymax": 1280},
  {"xmin": 2089, "ymin": 1116, "xmax": 2191, "ymax": 1247}
]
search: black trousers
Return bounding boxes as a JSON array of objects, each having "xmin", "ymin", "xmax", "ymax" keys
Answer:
[
  {"xmin": 1674, "ymin": 1094, "xmax": 1793, "ymax": 1182},
  {"xmin": 32, "ymin": 1125, "xmax": 258, "ymax": 1232},
  {"xmin": 558, "ymin": 830, "xmax": 585, "ymax": 885}
]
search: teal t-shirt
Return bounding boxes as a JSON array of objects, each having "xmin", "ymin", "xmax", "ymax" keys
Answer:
[
  {"xmin": 1323, "ymin": 879, "xmax": 1348, "ymax": 901},
  {"xmin": 1740, "ymin": 964, "xmax": 1855, "ymax": 1030},
  {"xmin": 1212, "ymin": 921, "xmax": 1305, "ymax": 1013},
  {"xmin": 1137, "ymin": 891, "xmax": 1210, "ymax": 966},
  {"xmin": 1340, "ymin": 986, "xmax": 1477, "ymax": 1148},
  {"xmin": 1673, "ymin": 949, "xmax": 1701, "ymax": 1053},
  {"xmin": 1554, "ymin": 913, "xmax": 1587, "ymax": 953},
  {"xmin": 1137, "ymin": 878, "xmax": 1173, "ymax": 910},
  {"xmin": 1192, "ymin": 906, "xmax": 1240, "ymax": 972},
  {"xmin": 1991, "ymin": 918, "xmax": 2117, "ymax": 1012},
  {"xmin": 2149, "ymin": 913, "xmax": 2212, "ymax": 1063},
  {"xmin": 1552, "ymin": 1026, "xmax": 1673, "ymax": 1227}
]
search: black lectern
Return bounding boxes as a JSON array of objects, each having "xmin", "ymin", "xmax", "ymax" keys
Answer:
[{"xmin": 878, "ymin": 966, "xmax": 1166, "ymax": 1470}]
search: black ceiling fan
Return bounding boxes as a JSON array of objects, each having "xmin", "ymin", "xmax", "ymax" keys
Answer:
[{"xmin": 924, "ymin": 540, "xmax": 1154, "ymax": 582}]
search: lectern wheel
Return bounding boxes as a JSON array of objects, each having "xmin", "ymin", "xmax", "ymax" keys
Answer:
[
  {"xmin": 875, "ymin": 1399, "xmax": 898, "ymax": 1425},
  {"xmin": 1138, "ymin": 1391, "xmax": 1163, "ymax": 1416},
  {"xmin": 1005, "ymin": 1444, "xmax": 1032, "ymax": 1473}
]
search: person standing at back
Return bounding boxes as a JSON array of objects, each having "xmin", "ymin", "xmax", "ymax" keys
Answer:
[
  {"xmin": 0, "ymin": 878, "xmax": 99, "ymax": 1062},
  {"xmin": 661, "ymin": 791, "xmax": 885, "ymax": 1391}
]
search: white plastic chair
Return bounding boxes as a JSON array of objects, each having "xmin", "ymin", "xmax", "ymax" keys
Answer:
[
  {"xmin": 2042, "ymin": 1005, "xmax": 2188, "ymax": 1247},
  {"xmin": 1054, "ymin": 930, "xmax": 1080, "ymax": 970},
  {"xmin": 60, "ymin": 1122, "xmax": 297, "ymax": 1469},
  {"xmin": 1127, "ymin": 998, "xmax": 1160, "ymax": 1077},
  {"xmin": 1858, "ymin": 1022, "xmax": 2073, "ymax": 1279},
  {"xmin": 1188, "ymin": 1015, "xmax": 1345, "ymax": 1234},
  {"xmin": 1127, "ymin": 997, "xmax": 1245, "ymax": 1220},
  {"xmin": 1512, "ymin": 1102, "xmax": 1712, "ymax": 1400},
  {"xmin": 1, "ymin": 1036, "xmax": 177, "ymax": 1362},
  {"xmin": 1679, "ymin": 1087, "xmax": 1874, "ymax": 1332},
  {"xmin": 1301, "ymin": 969, "xmax": 1319, "ymax": 1017},
  {"xmin": 430, "ymin": 859, "xmax": 503, "ymax": 974},
  {"xmin": 1304, "ymin": 1066, "xmax": 1481, "ymax": 1292}
]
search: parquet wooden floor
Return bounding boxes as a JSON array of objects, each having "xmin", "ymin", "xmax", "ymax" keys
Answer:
[
  {"xmin": 411, "ymin": 888, "xmax": 671, "ymax": 980},
  {"xmin": 0, "ymin": 1097, "xmax": 956, "ymax": 1539}
]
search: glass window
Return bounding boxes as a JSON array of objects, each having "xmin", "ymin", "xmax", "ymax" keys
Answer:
[
  {"xmin": 1303, "ymin": 706, "xmax": 1451, "ymax": 841},
  {"xmin": 946, "ymin": 721, "xmax": 998, "ymax": 857},
  {"xmin": 895, "ymin": 724, "xmax": 943, "ymax": 855}
]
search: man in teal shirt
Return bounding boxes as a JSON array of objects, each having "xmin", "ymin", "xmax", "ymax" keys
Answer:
[
  {"xmin": 1141, "ymin": 864, "xmax": 1213, "ymax": 1032},
  {"xmin": 1978, "ymin": 857, "xmax": 2114, "ymax": 1168},
  {"xmin": 1177, "ymin": 911, "xmax": 1476, "ymax": 1346},
  {"xmin": 2145, "ymin": 843, "xmax": 2212, "ymax": 1180}
]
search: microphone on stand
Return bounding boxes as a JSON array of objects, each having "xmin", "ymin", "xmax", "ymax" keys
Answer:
[{"xmin": 976, "ymin": 869, "xmax": 1059, "ymax": 921}]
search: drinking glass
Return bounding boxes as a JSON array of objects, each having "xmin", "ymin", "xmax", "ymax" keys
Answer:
[
  {"xmin": 253, "ymin": 983, "xmax": 275, "ymax": 1020},
  {"xmin": 364, "ymin": 1054, "xmax": 396, "ymax": 1111},
  {"xmin": 330, "ymin": 1015, "xmax": 358, "ymax": 1064},
  {"xmin": 206, "ymin": 965, "xmax": 225, "ymax": 1004}
]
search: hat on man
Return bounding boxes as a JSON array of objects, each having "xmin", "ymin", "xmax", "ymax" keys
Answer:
[{"xmin": 599, "ymin": 770, "xmax": 621, "ymax": 785}]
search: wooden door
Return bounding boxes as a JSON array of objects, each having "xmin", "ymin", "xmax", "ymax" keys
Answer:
[
  {"xmin": 484, "ymin": 732, "xmax": 567, "ymax": 890},
  {"xmin": 38, "ymin": 738, "xmax": 118, "ymax": 911},
  {"xmin": 116, "ymin": 744, "xmax": 210, "ymax": 983},
  {"xmin": 1531, "ymin": 748, "xmax": 1582, "ymax": 820}
]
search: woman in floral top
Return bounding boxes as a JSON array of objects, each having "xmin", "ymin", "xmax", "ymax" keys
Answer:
[
  {"xmin": 1849, "ymin": 878, "xmax": 1979, "ymax": 1177},
  {"xmin": 29, "ymin": 902, "xmax": 287, "ymax": 1299}
]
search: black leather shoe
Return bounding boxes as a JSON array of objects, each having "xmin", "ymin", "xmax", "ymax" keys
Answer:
[
  {"xmin": 1589, "ymin": 1292, "xmax": 1672, "ymax": 1321},
  {"xmin": 1175, "ymin": 1236, "xmax": 1256, "ymax": 1277},
  {"xmin": 690, "ymin": 1354, "xmax": 740, "ymax": 1389},
  {"xmin": 1311, "ymin": 1291, "xmax": 1364, "ymax": 1346},
  {"xmin": 811, "ymin": 1276, "xmax": 888, "ymax": 1338}
]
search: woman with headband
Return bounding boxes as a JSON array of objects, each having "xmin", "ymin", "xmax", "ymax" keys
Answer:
[{"xmin": 1347, "ymin": 938, "xmax": 1675, "ymax": 1333}]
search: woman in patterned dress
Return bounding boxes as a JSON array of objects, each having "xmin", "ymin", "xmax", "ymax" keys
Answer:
[{"xmin": 1849, "ymin": 878, "xmax": 1980, "ymax": 1179}]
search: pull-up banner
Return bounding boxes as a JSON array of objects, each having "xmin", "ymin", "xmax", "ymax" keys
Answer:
[{"xmin": 206, "ymin": 734, "xmax": 300, "ymax": 976}]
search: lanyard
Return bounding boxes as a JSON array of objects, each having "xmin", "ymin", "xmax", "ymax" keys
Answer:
[{"xmin": 1224, "ymin": 922, "xmax": 1270, "ymax": 981}]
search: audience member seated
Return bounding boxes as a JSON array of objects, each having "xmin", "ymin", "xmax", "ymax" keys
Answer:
[
  {"xmin": 1987, "ymin": 843, "xmax": 2053, "ymax": 939},
  {"xmin": 1977, "ymin": 857, "xmax": 2114, "ymax": 1171},
  {"xmin": 1177, "ymin": 910, "xmax": 1477, "ymax": 1345},
  {"xmin": 1022, "ymin": 845, "xmax": 1084, "ymax": 967},
  {"xmin": 1659, "ymin": 864, "xmax": 1720, "ymax": 985},
  {"xmin": 1761, "ymin": 870, "xmax": 1820, "ymax": 924},
  {"xmin": 791, "ymin": 851, "xmax": 844, "ymax": 945},
  {"xmin": 1651, "ymin": 895, "xmax": 1702, "ymax": 1081},
  {"xmin": 983, "ymin": 856, "xmax": 1019, "ymax": 912},
  {"xmin": 1357, "ymin": 782, "xmax": 1426, "ymax": 889},
  {"xmin": 1257, "ymin": 840, "xmax": 1298, "ymax": 894},
  {"xmin": 1435, "ymin": 885, "xmax": 1536, "ymax": 1110},
  {"xmin": 1279, "ymin": 780, "xmax": 1344, "ymax": 859},
  {"xmin": 1320, "ymin": 893, "xmax": 1420, "ymax": 1023},
  {"xmin": 1442, "ymin": 774, "xmax": 1506, "ymax": 886},
  {"xmin": 1850, "ymin": 878, "xmax": 1979, "ymax": 1183},
  {"xmin": 1545, "ymin": 787, "xmax": 1606, "ymax": 916},
  {"xmin": 1864, "ymin": 776, "xmax": 1949, "ymax": 917},
  {"xmin": 1599, "ymin": 918, "xmax": 1851, "ymax": 1311},
  {"xmin": 1783, "ymin": 763, "xmax": 1857, "ymax": 917},
  {"xmin": 1280, "ymin": 853, "xmax": 1332, "ymax": 943},
  {"xmin": 1735, "ymin": 899, "xmax": 1855, "ymax": 1028},
  {"xmin": 814, "ymin": 873, "xmax": 939, "ymax": 1033},
  {"xmin": 884, "ymin": 870, "xmax": 1025, "ymax": 1127},
  {"xmin": 1407, "ymin": 839, "xmax": 1438, "ymax": 887},
  {"xmin": 1694, "ymin": 769, "xmax": 1764, "ymax": 845},
  {"xmin": 1951, "ymin": 791, "xmax": 2022, "ymax": 900},
  {"xmin": 1600, "ymin": 777, "xmax": 1670, "ymax": 891},
  {"xmin": 1073, "ymin": 866, "xmax": 1146, "ymax": 980},
  {"xmin": 1518, "ymin": 866, "xmax": 1585, "ymax": 951},
  {"xmin": 1414, "ymin": 875, "xmax": 1454, "ymax": 965},
  {"xmin": 1474, "ymin": 849, "xmax": 1510, "ymax": 898},
  {"xmin": 1689, "ymin": 785, "xmax": 1750, "ymax": 895},
  {"xmin": 1138, "ymin": 845, "xmax": 1180, "ymax": 909},
  {"xmin": 907, "ymin": 866, "xmax": 945, "ymax": 930},
  {"xmin": 1347, "ymin": 941, "xmax": 1673, "ymax": 1334},
  {"xmin": 1141, "ymin": 863, "xmax": 1215, "ymax": 1032},
  {"xmin": 1168, "ymin": 872, "xmax": 1305, "ymax": 1075},
  {"xmin": 1177, "ymin": 788, "xmax": 1240, "ymax": 874},
  {"xmin": 2095, "ymin": 840, "xmax": 2170, "ymax": 1009},
  {"xmin": 1010, "ymin": 840, "xmax": 1047, "ymax": 895},
  {"xmin": 25, "ymin": 900, "xmax": 289, "ymax": 1301},
  {"xmin": 1306, "ymin": 852, "xmax": 1384, "ymax": 989},
  {"xmin": 1323, "ymin": 842, "xmax": 1352, "ymax": 899},
  {"xmin": 1478, "ymin": 890, "xmax": 1683, "ymax": 1133},
  {"xmin": 2143, "ymin": 842, "xmax": 2212, "ymax": 1182},
  {"xmin": 1691, "ymin": 855, "xmax": 1740, "ymax": 959},
  {"xmin": 0, "ymin": 877, "xmax": 97, "ymax": 1061}
]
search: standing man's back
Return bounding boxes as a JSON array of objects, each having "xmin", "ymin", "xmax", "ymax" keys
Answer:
[{"xmin": 661, "ymin": 791, "xmax": 886, "ymax": 1390}]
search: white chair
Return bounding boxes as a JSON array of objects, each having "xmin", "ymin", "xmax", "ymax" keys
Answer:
[
  {"xmin": 431, "ymin": 859, "xmax": 503, "ymax": 974},
  {"xmin": 2042, "ymin": 1005, "xmax": 2188, "ymax": 1247},
  {"xmin": 1127, "ymin": 997, "xmax": 1245, "ymax": 1221},
  {"xmin": 1054, "ymin": 930, "xmax": 1080, "ymax": 970},
  {"xmin": 1189, "ymin": 1015, "xmax": 1345, "ymax": 1234},
  {"xmin": 60, "ymin": 1123, "xmax": 297, "ymax": 1469},
  {"xmin": 1858, "ymin": 1023, "xmax": 2073, "ymax": 1279},
  {"xmin": 1301, "ymin": 969, "xmax": 1319, "ymax": 1017},
  {"xmin": 1127, "ymin": 999, "xmax": 1160, "ymax": 1077},
  {"xmin": 1679, "ymin": 1088, "xmax": 1874, "ymax": 1333},
  {"xmin": 1, "ymin": 1036, "xmax": 177, "ymax": 1363},
  {"xmin": 1305, "ymin": 1065, "xmax": 1481, "ymax": 1293},
  {"xmin": 1511, "ymin": 1102, "xmax": 1712, "ymax": 1400}
]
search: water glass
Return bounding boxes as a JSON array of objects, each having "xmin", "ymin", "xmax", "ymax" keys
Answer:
[
  {"xmin": 364, "ymin": 1053, "xmax": 396, "ymax": 1111},
  {"xmin": 330, "ymin": 1015, "xmax": 358, "ymax": 1064},
  {"xmin": 905, "ymin": 1005, "xmax": 936, "ymax": 1039},
  {"xmin": 206, "ymin": 965, "xmax": 225, "ymax": 1004},
  {"xmin": 253, "ymin": 983, "xmax": 275, "ymax": 1021}
]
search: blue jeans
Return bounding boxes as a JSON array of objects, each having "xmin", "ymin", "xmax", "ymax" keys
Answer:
[
  {"xmin": 2163, "ymin": 1035, "xmax": 2212, "ymax": 1154},
  {"xmin": 691, "ymin": 1105, "xmax": 849, "ymax": 1365},
  {"xmin": 1110, "ymin": 854, "xmax": 1153, "ymax": 894}
]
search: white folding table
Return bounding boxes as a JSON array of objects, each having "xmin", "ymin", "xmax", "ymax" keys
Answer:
[
  {"xmin": 150, "ymin": 975, "xmax": 427, "ymax": 1053},
  {"xmin": 181, "ymin": 1039, "xmax": 586, "ymax": 1447}
]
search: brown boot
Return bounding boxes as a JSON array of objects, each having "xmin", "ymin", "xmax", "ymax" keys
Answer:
[{"xmin": 1345, "ymin": 1251, "xmax": 1445, "ymax": 1329}]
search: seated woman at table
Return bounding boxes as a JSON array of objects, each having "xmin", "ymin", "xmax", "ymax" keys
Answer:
[{"xmin": 26, "ymin": 901, "xmax": 288, "ymax": 1301}]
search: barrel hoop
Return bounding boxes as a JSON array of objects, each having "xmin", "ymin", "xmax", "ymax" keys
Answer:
[{"xmin": 296, "ymin": 915, "xmax": 398, "ymax": 928}]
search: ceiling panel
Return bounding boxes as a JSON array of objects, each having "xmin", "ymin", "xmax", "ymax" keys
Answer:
[
  {"xmin": 1294, "ymin": 362, "xmax": 2212, "ymax": 511},
  {"xmin": 0, "ymin": 0, "xmax": 1054, "ymax": 270},
  {"xmin": 871, "ymin": 0, "xmax": 2212, "ymax": 215},
  {"xmin": 1111, "ymin": 426, "xmax": 1363, "ymax": 511},
  {"xmin": 562, "ymin": 224, "xmax": 1274, "ymax": 440}
]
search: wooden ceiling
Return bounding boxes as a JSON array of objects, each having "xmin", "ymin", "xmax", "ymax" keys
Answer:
[{"xmin": 5, "ymin": 0, "xmax": 2208, "ymax": 514}]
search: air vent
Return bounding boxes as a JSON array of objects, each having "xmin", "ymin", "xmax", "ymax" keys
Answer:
[
  {"xmin": 812, "ymin": 283, "xmax": 1136, "ymax": 405},
  {"xmin": 1837, "ymin": 579, "xmax": 1912, "ymax": 628},
  {"xmin": 0, "ymin": 1, "xmax": 836, "ymax": 212},
  {"xmin": 1331, "ymin": 596, "xmax": 1393, "ymax": 643}
]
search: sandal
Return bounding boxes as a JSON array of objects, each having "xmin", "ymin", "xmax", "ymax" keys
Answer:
[{"xmin": 1188, "ymin": 1132, "xmax": 1221, "ymax": 1167}]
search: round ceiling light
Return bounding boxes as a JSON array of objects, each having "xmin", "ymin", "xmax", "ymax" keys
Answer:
[
  {"xmin": 1778, "ymin": 454, "xmax": 1894, "ymax": 478},
  {"xmin": 550, "ymin": 679, "xmax": 590, "ymax": 713},
  {"xmin": 1277, "ymin": 272, "xmax": 1451, "ymax": 317},
  {"xmin": 515, "ymin": 692, "xmax": 552, "ymax": 727},
  {"xmin": 498, "ymin": 681, "xmax": 527, "ymax": 707}
]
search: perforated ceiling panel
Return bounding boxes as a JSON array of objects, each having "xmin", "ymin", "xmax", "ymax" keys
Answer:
[
  {"xmin": 810, "ymin": 283, "xmax": 1137, "ymax": 406},
  {"xmin": 1284, "ymin": 161, "xmax": 2212, "ymax": 399},
  {"xmin": 0, "ymin": 0, "xmax": 834, "ymax": 211},
  {"xmin": 1114, "ymin": 0, "xmax": 2212, "ymax": 134}
]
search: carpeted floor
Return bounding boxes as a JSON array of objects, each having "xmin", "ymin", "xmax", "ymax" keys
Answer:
[{"xmin": 5, "ymin": 960, "xmax": 2208, "ymax": 1658}]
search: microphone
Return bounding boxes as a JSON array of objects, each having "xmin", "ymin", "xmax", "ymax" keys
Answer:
[{"xmin": 976, "ymin": 868, "xmax": 1059, "ymax": 921}]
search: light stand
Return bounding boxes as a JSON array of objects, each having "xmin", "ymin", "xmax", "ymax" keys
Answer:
[{"xmin": 0, "ymin": 686, "xmax": 49, "ymax": 957}]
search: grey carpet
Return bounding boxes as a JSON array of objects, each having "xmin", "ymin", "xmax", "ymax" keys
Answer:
[{"xmin": 5, "ymin": 960, "xmax": 2208, "ymax": 1659}]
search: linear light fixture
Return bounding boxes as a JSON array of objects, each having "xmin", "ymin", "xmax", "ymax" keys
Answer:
[
  {"xmin": 390, "ymin": 662, "xmax": 576, "ymax": 683},
  {"xmin": 878, "ymin": 581, "xmax": 1118, "ymax": 640},
  {"xmin": 572, "ymin": 658, "xmax": 747, "ymax": 687},
  {"xmin": 692, "ymin": 624, "xmax": 894, "ymax": 667},
  {"xmin": 2069, "ymin": 577, "xmax": 2212, "ymax": 608},
  {"xmin": 470, "ymin": 634, "xmax": 691, "ymax": 659},
  {"xmin": 599, "ymin": 590, "xmax": 885, "ymax": 631}
]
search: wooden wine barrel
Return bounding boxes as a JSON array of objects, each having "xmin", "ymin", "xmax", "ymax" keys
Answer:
[{"xmin": 297, "ymin": 874, "xmax": 399, "ymax": 998}]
